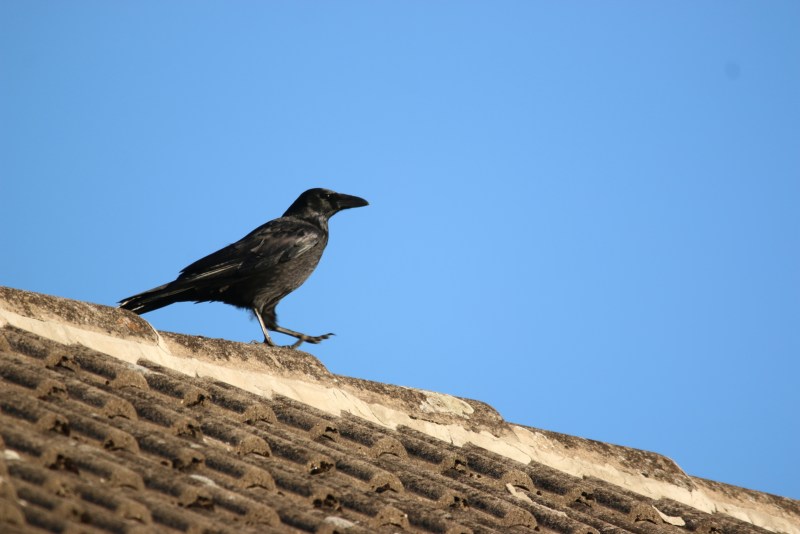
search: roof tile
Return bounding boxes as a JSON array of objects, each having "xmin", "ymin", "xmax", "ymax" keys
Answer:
[{"xmin": 1, "ymin": 286, "xmax": 797, "ymax": 534}]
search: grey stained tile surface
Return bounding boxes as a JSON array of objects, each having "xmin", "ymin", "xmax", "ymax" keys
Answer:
[{"xmin": 0, "ymin": 287, "xmax": 796, "ymax": 533}]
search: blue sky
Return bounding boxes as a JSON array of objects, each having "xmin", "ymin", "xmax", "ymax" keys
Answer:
[{"xmin": 2, "ymin": 2, "xmax": 798, "ymax": 499}]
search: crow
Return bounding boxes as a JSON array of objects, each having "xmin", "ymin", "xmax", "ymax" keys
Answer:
[{"xmin": 119, "ymin": 188, "xmax": 368, "ymax": 348}]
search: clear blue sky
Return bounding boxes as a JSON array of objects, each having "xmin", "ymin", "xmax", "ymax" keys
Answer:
[{"xmin": 2, "ymin": 2, "xmax": 798, "ymax": 500}]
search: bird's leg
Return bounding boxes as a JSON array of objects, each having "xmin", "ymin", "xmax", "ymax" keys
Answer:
[
  {"xmin": 272, "ymin": 325, "xmax": 335, "ymax": 349},
  {"xmin": 253, "ymin": 308, "xmax": 276, "ymax": 346},
  {"xmin": 254, "ymin": 308, "xmax": 331, "ymax": 348}
]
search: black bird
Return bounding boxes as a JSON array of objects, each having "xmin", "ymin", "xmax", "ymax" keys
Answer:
[{"xmin": 119, "ymin": 188, "xmax": 368, "ymax": 348}]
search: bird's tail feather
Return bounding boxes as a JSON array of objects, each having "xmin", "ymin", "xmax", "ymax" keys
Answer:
[{"xmin": 118, "ymin": 282, "xmax": 195, "ymax": 315}]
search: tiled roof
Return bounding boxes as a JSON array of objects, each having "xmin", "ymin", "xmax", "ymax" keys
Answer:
[{"xmin": 0, "ymin": 286, "xmax": 797, "ymax": 533}]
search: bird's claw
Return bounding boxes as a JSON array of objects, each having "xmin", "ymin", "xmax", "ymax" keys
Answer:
[{"xmin": 287, "ymin": 332, "xmax": 335, "ymax": 349}]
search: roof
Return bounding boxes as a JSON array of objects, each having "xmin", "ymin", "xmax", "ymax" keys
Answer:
[{"xmin": 0, "ymin": 285, "xmax": 797, "ymax": 534}]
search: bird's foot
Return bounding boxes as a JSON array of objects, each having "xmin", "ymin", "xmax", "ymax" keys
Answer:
[
  {"xmin": 252, "ymin": 333, "xmax": 332, "ymax": 349},
  {"xmin": 287, "ymin": 332, "xmax": 335, "ymax": 349}
]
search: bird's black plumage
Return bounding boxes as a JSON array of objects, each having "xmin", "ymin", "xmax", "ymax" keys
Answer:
[{"xmin": 119, "ymin": 188, "xmax": 368, "ymax": 347}]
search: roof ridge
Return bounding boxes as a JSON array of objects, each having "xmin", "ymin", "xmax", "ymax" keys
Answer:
[{"xmin": 1, "ymin": 285, "xmax": 798, "ymax": 534}]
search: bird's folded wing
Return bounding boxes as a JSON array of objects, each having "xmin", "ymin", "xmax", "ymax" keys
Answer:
[{"xmin": 176, "ymin": 219, "xmax": 322, "ymax": 283}]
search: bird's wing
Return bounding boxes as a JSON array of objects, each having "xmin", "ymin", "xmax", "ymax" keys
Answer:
[{"xmin": 177, "ymin": 218, "xmax": 323, "ymax": 283}]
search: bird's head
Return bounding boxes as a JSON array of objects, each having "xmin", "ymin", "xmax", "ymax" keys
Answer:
[{"xmin": 284, "ymin": 188, "xmax": 369, "ymax": 222}]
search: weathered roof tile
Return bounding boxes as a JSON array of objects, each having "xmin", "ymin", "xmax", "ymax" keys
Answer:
[{"xmin": 1, "ymin": 286, "xmax": 798, "ymax": 534}]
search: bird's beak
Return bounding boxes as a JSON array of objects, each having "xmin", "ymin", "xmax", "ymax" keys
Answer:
[{"xmin": 335, "ymin": 194, "xmax": 369, "ymax": 210}]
